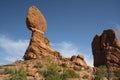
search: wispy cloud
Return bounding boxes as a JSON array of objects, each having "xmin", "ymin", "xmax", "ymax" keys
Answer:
[
  {"xmin": 51, "ymin": 42, "xmax": 79, "ymax": 57},
  {"xmin": 51, "ymin": 42, "xmax": 93, "ymax": 66},
  {"xmin": 0, "ymin": 35, "xmax": 29, "ymax": 65},
  {"xmin": 0, "ymin": 35, "xmax": 93, "ymax": 66},
  {"xmin": 84, "ymin": 52, "xmax": 93, "ymax": 67}
]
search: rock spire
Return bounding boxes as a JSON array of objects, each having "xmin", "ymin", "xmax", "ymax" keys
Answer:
[
  {"xmin": 92, "ymin": 29, "xmax": 120, "ymax": 70},
  {"xmin": 23, "ymin": 6, "xmax": 61, "ymax": 60}
]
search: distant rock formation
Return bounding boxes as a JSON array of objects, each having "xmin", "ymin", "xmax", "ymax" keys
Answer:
[
  {"xmin": 92, "ymin": 29, "xmax": 120, "ymax": 70},
  {"xmin": 23, "ymin": 6, "xmax": 62, "ymax": 60}
]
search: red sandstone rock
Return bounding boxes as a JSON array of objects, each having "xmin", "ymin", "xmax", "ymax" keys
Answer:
[
  {"xmin": 23, "ymin": 6, "xmax": 87, "ymax": 70},
  {"xmin": 92, "ymin": 29, "xmax": 120, "ymax": 70},
  {"xmin": 23, "ymin": 6, "xmax": 62, "ymax": 60},
  {"xmin": 71, "ymin": 55, "xmax": 87, "ymax": 67},
  {"xmin": 26, "ymin": 6, "xmax": 47, "ymax": 33}
]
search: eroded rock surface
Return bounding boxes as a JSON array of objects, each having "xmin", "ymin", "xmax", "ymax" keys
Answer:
[
  {"xmin": 92, "ymin": 29, "xmax": 120, "ymax": 70},
  {"xmin": 71, "ymin": 55, "xmax": 87, "ymax": 67},
  {"xmin": 23, "ymin": 6, "xmax": 62, "ymax": 60}
]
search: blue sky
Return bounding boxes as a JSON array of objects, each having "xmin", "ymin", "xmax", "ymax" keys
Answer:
[{"xmin": 0, "ymin": 0, "xmax": 120, "ymax": 66}]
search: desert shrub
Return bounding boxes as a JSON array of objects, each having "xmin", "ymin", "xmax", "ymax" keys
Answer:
[
  {"xmin": 113, "ymin": 69, "xmax": 120, "ymax": 80},
  {"xmin": 94, "ymin": 65, "xmax": 107, "ymax": 80},
  {"xmin": 34, "ymin": 61, "xmax": 43, "ymax": 69},
  {"xmin": 39, "ymin": 61, "xmax": 77, "ymax": 80},
  {"xmin": 42, "ymin": 62, "xmax": 62, "ymax": 80},
  {"xmin": 6, "ymin": 67, "xmax": 27, "ymax": 80},
  {"xmin": 82, "ymin": 74, "xmax": 89, "ymax": 79},
  {"xmin": 61, "ymin": 63, "xmax": 67, "ymax": 68},
  {"xmin": 4, "ymin": 68, "xmax": 14, "ymax": 74},
  {"xmin": 113, "ymin": 77, "xmax": 120, "ymax": 80},
  {"xmin": 62, "ymin": 68, "xmax": 76, "ymax": 78},
  {"xmin": 114, "ymin": 69, "xmax": 120, "ymax": 78}
]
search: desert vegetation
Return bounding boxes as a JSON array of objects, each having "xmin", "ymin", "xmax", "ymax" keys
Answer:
[
  {"xmin": 4, "ymin": 67, "xmax": 27, "ymax": 80},
  {"xmin": 93, "ymin": 65, "xmax": 120, "ymax": 80}
]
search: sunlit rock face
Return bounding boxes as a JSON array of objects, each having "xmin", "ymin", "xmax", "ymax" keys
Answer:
[
  {"xmin": 71, "ymin": 55, "xmax": 87, "ymax": 67},
  {"xmin": 92, "ymin": 29, "xmax": 120, "ymax": 70},
  {"xmin": 23, "ymin": 6, "xmax": 62, "ymax": 60},
  {"xmin": 26, "ymin": 6, "xmax": 47, "ymax": 33}
]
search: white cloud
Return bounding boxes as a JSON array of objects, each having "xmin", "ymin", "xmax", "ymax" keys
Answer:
[
  {"xmin": 0, "ymin": 35, "xmax": 29, "ymax": 65},
  {"xmin": 51, "ymin": 42, "xmax": 93, "ymax": 66},
  {"xmin": 0, "ymin": 35, "xmax": 93, "ymax": 66},
  {"xmin": 4, "ymin": 56, "xmax": 18, "ymax": 63},
  {"xmin": 51, "ymin": 42, "xmax": 79, "ymax": 57}
]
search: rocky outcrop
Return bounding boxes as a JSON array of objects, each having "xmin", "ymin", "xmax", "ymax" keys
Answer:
[
  {"xmin": 71, "ymin": 55, "xmax": 87, "ymax": 67},
  {"xmin": 92, "ymin": 29, "xmax": 120, "ymax": 70},
  {"xmin": 23, "ymin": 6, "xmax": 62, "ymax": 60}
]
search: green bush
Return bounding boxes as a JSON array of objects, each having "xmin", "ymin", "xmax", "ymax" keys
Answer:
[
  {"xmin": 34, "ymin": 61, "xmax": 43, "ymax": 69},
  {"xmin": 62, "ymin": 68, "xmax": 76, "ymax": 78},
  {"xmin": 94, "ymin": 65, "xmax": 107, "ymax": 80},
  {"xmin": 114, "ymin": 69, "xmax": 120, "ymax": 78},
  {"xmin": 82, "ymin": 74, "xmax": 89, "ymax": 79},
  {"xmin": 61, "ymin": 63, "xmax": 67, "ymax": 68},
  {"xmin": 113, "ymin": 69, "xmax": 120, "ymax": 80},
  {"xmin": 4, "ymin": 68, "xmax": 15, "ymax": 74},
  {"xmin": 39, "ymin": 61, "xmax": 77, "ymax": 80},
  {"xmin": 113, "ymin": 77, "xmax": 120, "ymax": 80},
  {"xmin": 42, "ymin": 63, "xmax": 62, "ymax": 80},
  {"xmin": 5, "ymin": 67, "xmax": 27, "ymax": 80}
]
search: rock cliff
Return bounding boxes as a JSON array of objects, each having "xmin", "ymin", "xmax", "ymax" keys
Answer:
[{"xmin": 92, "ymin": 29, "xmax": 120, "ymax": 70}]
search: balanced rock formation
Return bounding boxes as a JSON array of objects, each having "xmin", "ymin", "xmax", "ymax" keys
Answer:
[
  {"xmin": 23, "ymin": 6, "xmax": 62, "ymax": 60},
  {"xmin": 23, "ymin": 6, "xmax": 87, "ymax": 69},
  {"xmin": 92, "ymin": 29, "xmax": 120, "ymax": 70}
]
